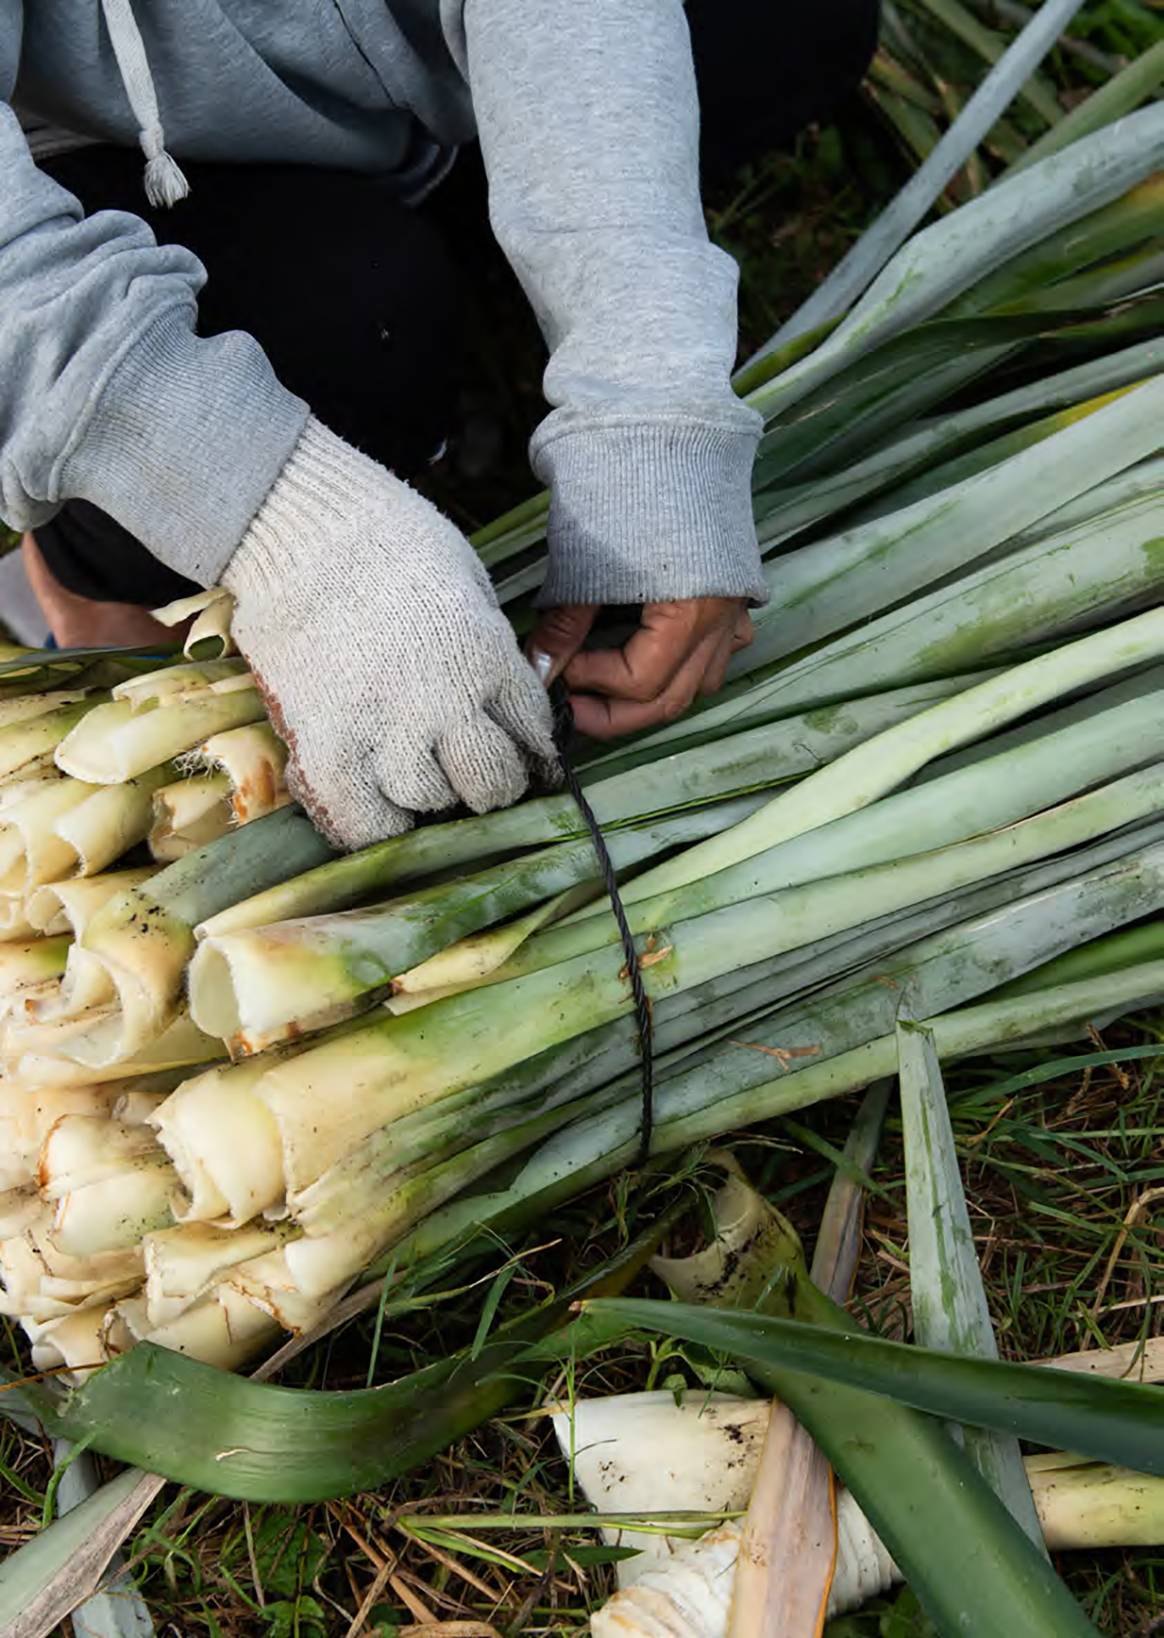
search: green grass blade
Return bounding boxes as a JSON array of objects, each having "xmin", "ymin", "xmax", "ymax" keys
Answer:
[
  {"xmin": 188, "ymin": 795, "xmax": 763, "ymax": 1050},
  {"xmin": 444, "ymin": 953, "xmax": 1164, "ymax": 1273},
  {"xmin": 752, "ymin": 335, "xmax": 1164, "ymax": 547},
  {"xmin": 746, "ymin": 377, "xmax": 1162, "ymax": 674},
  {"xmin": 604, "ymin": 609, "xmax": 1164, "ymax": 908},
  {"xmin": 753, "ymin": 316, "xmax": 1037, "ymax": 487},
  {"xmin": 747, "ymin": 0, "xmax": 1091, "ymax": 360},
  {"xmin": 746, "ymin": 107, "xmax": 1163, "ymax": 413},
  {"xmin": 583, "ymin": 673, "xmax": 983, "ymax": 776},
  {"xmin": 898, "ymin": 1020, "xmax": 1046, "ymax": 1546},
  {"xmin": 811, "ymin": 1081, "xmax": 891, "ymax": 1295},
  {"xmin": 139, "ymin": 803, "xmax": 333, "ymax": 928},
  {"xmin": 391, "ymin": 847, "xmax": 1164, "ymax": 1272},
  {"xmin": 243, "ymin": 820, "xmax": 1164, "ymax": 1286},
  {"xmin": 634, "ymin": 840, "xmax": 1164, "ymax": 1140},
  {"xmin": 994, "ymin": 918, "xmax": 1164, "ymax": 998},
  {"xmin": 582, "ymin": 1300, "xmax": 1164, "ymax": 1476},
  {"xmin": 868, "ymin": 82, "xmax": 949, "ymax": 171},
  {"xmin": 844, "ymin": 380, "xmax": 1142, "ymax": 525},
  {"xmin": 908, "ymin": 0, "xmax": 1066, "ymax": 124},
  {"xmin": 642, "ymin": 958, "xmax": 1164, "ymax": 1170},
  {"xmin": 471, "ymin": 489, "xmax": 549, "ymax": 568},
  {"xmin": 1007, "ymin": 241, "xmax": 1164, "ymax": 324},
  {"xmin": 528, "ymin": 690, "xmax": 1164, "ymax": 972},
  {"xmin": 0, "ymin": 645, "xmax": 181, "ymax": 699},
  {"xmin": 731, "ymin": 317, "xmax": 840, "ymax": 399},
  {"xmin": 1011, "ymin": 41, "xmax": 1164, "ymax": 174},
  {"xmin": 868, "ymin": 46, "xmax": 946, "ymax": 114},
  {"xmin": 197, "ymin": 683, "xmax": 973, "ymax": 938},
  {"xmin": 950, "ymin": 173, "xmax": 1164, "ymax": 318},
  {"xmin": 727, "ymin": 486, "xmax": 1164, "ymax": 715},
  {"xmin": 1002, "ymin": 451, "xmax": 1164, "ymax": 556},
  {"xmin": 979, "ymin": 0, "xmax": 1126, "ymax": 76}
]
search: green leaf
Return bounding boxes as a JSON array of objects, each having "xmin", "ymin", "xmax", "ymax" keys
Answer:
[
  {"xmin": 33, "ymin": 1206, "xmax": 678, "ymax": 1504},
  {"xmin": 583, "ymin": 1299, "xmax": 1164, "ymax": 1475},
  {"xmin": 898, "ymin": 1020, "xmax": 1045, "ymax": 1544},
  {"xmin": 752, "ymin": 335, "xmax": 1163, "ymax": 550},
  {"xmin": 908, "ymin": 0, "xmax": 1066, "ymax": 125},
  {"xmin": 251, "ymin": 1516, "xmax": 328, "ymax": 1601},
  {"xmin": 736, "ymin": 484, "xmax": 1164, "ymax": 708},
  {"xmin": 878, "ymin": 1584, "xmax": 941, "ymax": 1636},
  {"xmin": 753, "ymin": 311, "xmax": 1083, "ymax": 483},
  {"xmin": 1011, "ymin": 40, "xmax": 1164, "ymax": 174},
  {"xmin": 0, "ymin": 644, "xmax": 181, "ymax": 698},
  {"xmin": 747, "ymin": 108, "xmax": 1164, "ymax": 417},
  {"xmin": 952, "ymin": 174, "xmax": 1164, "ymax": 318},
  {"xmin": 748, "ymin": 0, "xmax": 1092, "ymax": 354},
  {"xmin": 648, "ymin": 1170, "xmax": 1097, "ymax": 1636},
  {"xmin": 810, "ymin": 1081, "xmax": 892, "ymax": 1292},
  {"xmin": 260, "ymin": 1597, "xmax": 327, "ymax": 1638},
  {"xmin": 747, "ymin": 375, "xmax": 1164, "ymax": 678}
]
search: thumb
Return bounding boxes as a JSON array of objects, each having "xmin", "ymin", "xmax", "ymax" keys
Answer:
[{"xmin": 527, "ymin": 604, "xmax": 599, "ymax": 687}]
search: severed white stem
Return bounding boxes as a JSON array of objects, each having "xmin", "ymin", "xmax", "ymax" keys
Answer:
[
  {"xmin": 190, "ymin": 722, "xmax": 289, "ymax": 824},
  {"xmin": 55, "ymin": 689, "xmax": 264, "ymax": 784},
  {"xmin": 149, "ymin": 774, "xmax": 233, "ymax": 861},
  {"xmin": 152, "ymin": 586, "xmax": 237, "ymax": 659}
]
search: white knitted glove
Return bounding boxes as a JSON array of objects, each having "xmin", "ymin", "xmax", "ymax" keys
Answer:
[{"xmin": 222, "ymin": 419, "xmax": 558, "ymax": 851}]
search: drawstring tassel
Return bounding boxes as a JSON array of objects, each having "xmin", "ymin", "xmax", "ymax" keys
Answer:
[
  {"xmin": 99, "ymin": 0, "xmax": 191, "ymax": 208},
  {"xmin": 140, "ymin": 122, "xmax": 190, "ymax": 209}
]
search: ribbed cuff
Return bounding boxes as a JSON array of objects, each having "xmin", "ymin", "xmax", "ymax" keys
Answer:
[
  {"xmin": 532, "ymin": 416, "xmax": 767, "ymax": 608},
  {"xmin": 223, "ymin": 418, "xmax": 384, "ymax": 595},
  {"xmin": 61, "ymin": 309, "xmax": 310, "ymax": 587}
]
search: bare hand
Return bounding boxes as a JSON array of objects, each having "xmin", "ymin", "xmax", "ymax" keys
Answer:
[{"xmin": 528, "ymin": 597, "xmax": 753, "ymax": 739}]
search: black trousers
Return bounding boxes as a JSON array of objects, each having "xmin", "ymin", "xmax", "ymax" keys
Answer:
[{"xmin": 35, "ymin": 0, "xmax": 878, "ymax": 607}]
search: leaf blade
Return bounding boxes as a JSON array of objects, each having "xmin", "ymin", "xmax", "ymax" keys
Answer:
[
  {"xmin": 583, "ymin": 1301, "xmax": 1164, "ymax": 1475},
  {"xmin": 898, "ymin": 1020, "xmax": 1045, "ymax": 1545}
]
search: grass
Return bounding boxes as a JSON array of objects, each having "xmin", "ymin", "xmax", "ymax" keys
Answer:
[{"xmin": 5, "ymin": 7, "xmax": 1164, "ymax": 1633}]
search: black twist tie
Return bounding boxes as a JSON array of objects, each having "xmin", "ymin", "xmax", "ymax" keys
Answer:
[{"xmin": 549, "ymin": 678, "xmax": 654, "ymax": 1167}]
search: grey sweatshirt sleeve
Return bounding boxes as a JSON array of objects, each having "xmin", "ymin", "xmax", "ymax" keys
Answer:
[
  {"xmin": 0, "ymin": 41, "xmax": 307, "ymax": 584},
  {"xmin": 453, "ymin": 0, "xmax": 765, "ymax": 607}
]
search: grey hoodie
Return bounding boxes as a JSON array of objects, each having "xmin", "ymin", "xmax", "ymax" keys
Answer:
[{"xmin": 0, "ymin": 1, "xmax": 763, "ymax": 606}]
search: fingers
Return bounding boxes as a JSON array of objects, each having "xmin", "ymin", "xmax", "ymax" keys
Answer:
[
  {"xmin": 380, "ymin": 660, "xmax": 556, "ymax": 820},
  {"xmin": 563, "ymin": 599, "xmax": 743, "ymax": 703},
  {"xmin": 699, "ymin": 609, "xmax": 752, "ymax": 696},
  {"xmin": 286, "ymin": 754, "xmax": 413, "ymax": 852},
  {"xmin": 491, "ymin": 662, "xmax": 562, "ymax": 784},
  {"xmin": 527, "ymin": 604, "xmax": 599, "ymax": 686},
  {"xmin": 564, "ymin": 598, "xmax": 749, "ymax": 740},
  {"xmin": 441, "ymin": 647, "xmax": 563, "ymax": 811},
  {"xmin": 379, "ymin": 745, "xmax": 459, "ymax": 815},
  {"xmin": 437, "ymin": 712, "xmax": 532, "ymax": 814},
  {"xmin": 699, "ymin": 624, "xmax": 738, "ymax": 698},
  {"xmin": 569, "ymin": 626, "xmax": 725, "ymax": 739}
]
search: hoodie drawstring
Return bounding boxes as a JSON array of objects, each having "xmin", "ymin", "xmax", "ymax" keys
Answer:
[{"xmin": 99, "ymin": 0, "xmax": 190, "ymax": 207}]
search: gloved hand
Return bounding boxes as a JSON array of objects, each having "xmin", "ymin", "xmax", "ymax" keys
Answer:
[{"xmin": 222, "ymin": 418, "xmax": 559, "ymax": 851}]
